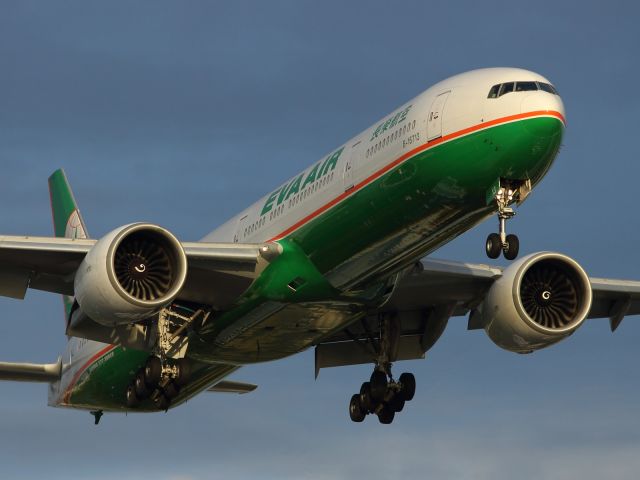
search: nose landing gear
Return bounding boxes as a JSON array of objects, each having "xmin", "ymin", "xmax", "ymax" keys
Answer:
[{"xmin": 486, "ymin": 186, "xmax": 520, "ymax": 260}]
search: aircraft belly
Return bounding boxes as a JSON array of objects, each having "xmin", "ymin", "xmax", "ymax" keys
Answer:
[{"xmin": 190, "ymin": 302, "xmax": 361, "ymax": 364}]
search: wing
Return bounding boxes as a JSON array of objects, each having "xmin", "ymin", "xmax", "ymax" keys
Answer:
[
  {"xmin": 385, "ymin": 259, "xmax": 640, "ymax": 328},
  {"xmin": 313, "ymin": 257, "xmax": 640, "ymax": 375},
  {"xmin": 0, "ymin": 235, "xmax": 278, "ymax": 307}
]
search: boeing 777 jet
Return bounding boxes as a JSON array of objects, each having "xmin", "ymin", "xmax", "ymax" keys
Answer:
[{"xmin": 1, "ymin": 67, "xmax": 638, "ymax": 425}]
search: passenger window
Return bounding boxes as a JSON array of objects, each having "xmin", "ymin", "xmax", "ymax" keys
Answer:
[
  {"xmin": 516, "ymin": 81, "xmax": 537, "ymax": 92},
  {"xmin": 498, "ymin": 82, "xmax": 514, "ymax": 96},
  {"xmin": 488, "ymin": 84, "xmax": 500, "ymax": 98}
]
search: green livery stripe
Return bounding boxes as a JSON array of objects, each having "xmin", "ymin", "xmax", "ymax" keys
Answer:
[
  {"xmin": 288, "ymin": 113, "xmax": 564, "ymax": 274},
  {"xmin": 269, "ymin": 110, "xmax": 565, "ymax": 242}
]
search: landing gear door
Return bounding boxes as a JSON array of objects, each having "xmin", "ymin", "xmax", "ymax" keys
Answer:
[
  {"xmin": 427, "ymin": 91, "xmax": 450, "ymax": 141},
  {"xmin": 343, "ymin": 141, "xmax": 361, "ymax": 192}
]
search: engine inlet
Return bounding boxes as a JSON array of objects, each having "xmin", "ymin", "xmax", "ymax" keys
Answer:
[
  {"xmin": 113, "ymin": 231, "xmax": 177, "ymax": 302},
  {"xmin": 519, "ymin": 259, "xmax": 586, "ymax": 330}
]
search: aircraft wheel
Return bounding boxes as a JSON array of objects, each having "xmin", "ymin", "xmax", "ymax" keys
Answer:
[
  {"xmin": 399, "ymin": 372, "xmax": 416, "ymax": 401},
  {"xmin": 504, "ymin": 234, "xmax": 519, "ymax": 260},
  {"xmin": 144, "ymin": 356, "xmax": 161, "ymax": 387},
  {"xmin": 359, "ymin": 382, "xmax": 374, "ymax": 413},
  {"xmin": 370, "ymin": 370, "xmax": 388, "ymax": 402},
  {"xmin": 126, "ymin": 384, "xmax": 139, "ymax": 407},
  {"xmin": 134, "ymin": 371, "xmax": 150, "ymax": 398},
  {"xmin": 389, "ymin": 393, "xmax": 405, "ymax": 413},
  {"xmin": 377, "ymin": 404, "xmax": 395, "ymax": 424},
  {"xmin": 163, "ymin": 380, "xmax": 181, "ymax": 399},
  {"xmin": 486, "ymin": 233, "xmax": 502, "ymax": 259},
  {"xmin": 349, "ymin": 394, "xmax": 365, "ymax": 422},
  {"xmin": 175, "ymin": 358, "xmax": 191, "ymax": 386},
  {"xmin": 154, "ymin": 393, "xmax": 171, "ymax": 411}
]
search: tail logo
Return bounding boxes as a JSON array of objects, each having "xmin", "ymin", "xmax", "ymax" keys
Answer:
[{"xmin": 65, "ymin": 210, "xmax": 87, "ymax": 240}]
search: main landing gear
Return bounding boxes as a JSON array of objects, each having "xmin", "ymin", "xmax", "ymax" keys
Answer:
[
  {"xmin": 486, "ymin": 186, "xmax": 519, "ymax": 261},
  {"xmin": 125, "ymin": 305, "xmax": 204, "ymax": 410},
  {"xmin": 126, "ymin": 356, "xmax": 191, "ymax": 410},
  {"xmin": 348, "ymin": 313, "xmax": 417, "ymax": 425},
  {"xmin": 349, "ymin": 369, "xmax": 416, "ymax": 425}
]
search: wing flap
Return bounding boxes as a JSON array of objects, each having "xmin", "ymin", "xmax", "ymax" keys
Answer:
[
  {"xmin": 0, "ymin": 236, "xmax": 95, "ymax": 297},
  {"xmin": 206, "ymin": 380, "xmax": 257, "ymax": 394},
  {"xmin": 315, "ymin": 335, "xmax": 425, "ymax": 376}
]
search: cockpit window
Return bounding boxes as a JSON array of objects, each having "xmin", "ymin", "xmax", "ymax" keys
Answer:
[
  {"xmin": 516, "ymin": 81, "xmax": 537, "ymax": 92},
  {"xmin": 487, "ymin": 80, "xmax": 559, "ymax": 98},
  {"xmin": 499, "ymin": 82, "xmax": 514, "ymax": 96},
  {"xmin": 537, "ymin": 82, "xmax": 558, "ymax": 94}
]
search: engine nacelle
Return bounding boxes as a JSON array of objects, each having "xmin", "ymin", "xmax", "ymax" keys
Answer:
[
  {"xmin": 481, "ymin": 252, "xmax": 592, "ymax": 353},
  {"xmin": 74, "ymin": 223, "xmax": 188, "ymax": 326}
]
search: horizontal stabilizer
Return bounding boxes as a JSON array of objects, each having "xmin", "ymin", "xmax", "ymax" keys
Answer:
[
  {"xmin": 0, "ymin": 358, "xmax": 61, "ymax": 383},
  {"xmin": 206, "ymin": 380, "xmax": 257, "ymax": 394}
]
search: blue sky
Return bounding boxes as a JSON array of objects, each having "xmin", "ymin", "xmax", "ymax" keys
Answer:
[{"xmin": 1, "ymin": 1, "xmax": 640, "ymax": 478}]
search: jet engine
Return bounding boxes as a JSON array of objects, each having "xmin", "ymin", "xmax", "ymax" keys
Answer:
[
  {"xmin": 74, "ymin": 223, "xmax": 188, "ymax": 326},
  {"xmin": 481, "ymin": 252, "xmax": 592, "ymax": 353}
]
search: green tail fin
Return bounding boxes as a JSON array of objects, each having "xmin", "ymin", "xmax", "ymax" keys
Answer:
[
  {"xmin": 48, "ymin": 169, "xmax": 89, "ymax": 240},
  {"xmin": 48, "ymin": 169, "xmax": 89, "ymax": 319}
]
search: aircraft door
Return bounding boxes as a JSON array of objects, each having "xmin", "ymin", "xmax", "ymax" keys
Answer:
[
  {"xmin": 427, "ymin": 91, "xmax": 450, "ymax": 141},
  {"xmin": 343, "ymin": 141, "xmax": 361, "ymax": 192}
]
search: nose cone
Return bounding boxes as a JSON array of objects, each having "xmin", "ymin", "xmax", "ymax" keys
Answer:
[{"xmin": 521, "ymin": 90, "xmax": 566, "ymax": 124}]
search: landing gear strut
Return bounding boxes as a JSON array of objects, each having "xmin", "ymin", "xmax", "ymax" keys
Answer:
[
  {"xmin": 348, "ymin": 314, "xmax": 417, "ymax": 424},
  {"xmin": 486, "ymin": 186, "xmax": 519, "ymax": 260}
]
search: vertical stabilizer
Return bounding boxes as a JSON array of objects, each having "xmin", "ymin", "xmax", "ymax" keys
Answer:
[
  {"xmin": 48, "ymin": 169, "xmax": 89, "ymax": 240},
  {"xmin": 48, "ymin": 169, "xmax": 89, "ymax": 317}
]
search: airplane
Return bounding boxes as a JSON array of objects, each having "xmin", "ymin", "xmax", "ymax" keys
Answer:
[{"xmin": 1, "ymin": 67, "xmax": 639, "ymax": 425}]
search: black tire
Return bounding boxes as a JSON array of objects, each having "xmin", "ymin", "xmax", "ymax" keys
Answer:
[
  {"xmin": 486, "ymin": 233, "xmax": 502, "ymax": 259},
  {"xmin": 377, "ymin": 404, "xmax": 395, "ymax": 424},
  {"xmin": 144, "ymin": 356, "xmax": 162, "ymax": 387},
  {"xmin": 504, "ymin": 234, "xmax": 519, "ymax": 260},
  {"xmin": 359, "ymin": 382, "xmax": 374, "ymax": 412},
  {"xmin": 399, "ymin": 372, "xmax": 416, "ymax": 401},
  {"xmin": 126, "ymin": 384, "xmax": 139, "ymax": 407},
  {"xmin": 370, "ymin": 370, "xmax": 388, "ymax": 402},
  {"xmin": 154, "ymin": 393, "xmax": 171, "ymax": 411},
  {"xmin": 175, "ymin": 358, "xmax": 191, "ymax": 386},
  {"xmin": 349, "ymin": 394, "xmax": 365, "ymax": 422},
  {"xmin": 163, "ymin": 380, "xmax": 181, "ymax": 399},
  {"xmin": 389, "ymin": 393, "xmax": 405, "ymax": 413},
  {"xmin": 134, "ymin": 371, "xmax": 150, "ymax": 398}
]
